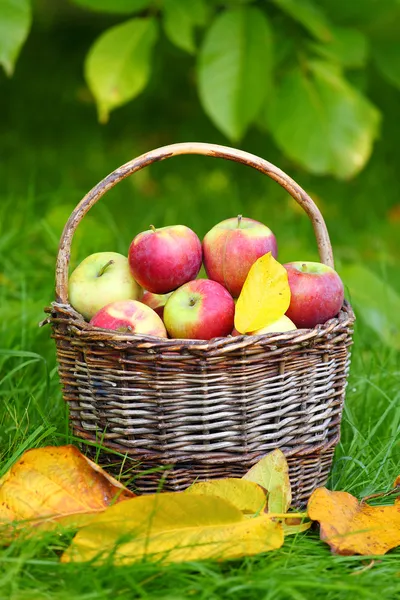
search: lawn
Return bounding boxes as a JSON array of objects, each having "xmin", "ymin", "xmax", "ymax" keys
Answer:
[{"xmin": 0, "ymin": 21, "xmax": 400, "ymax": 600}]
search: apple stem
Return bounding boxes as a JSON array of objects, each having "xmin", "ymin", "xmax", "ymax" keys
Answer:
[
  {"xmin": 150, "ymin": 224, "xmax": 157, "ymax": 233},
  {"xmin": 237, "ymin": 214, "xmax": 242, "ymax": 228},
  {"xmin": 97, "ymin": 260, "xmax": 114, "ymax": 277},
  {"xmin": 301, "ymin": 263, "xmax": 307, "ymax": 272}
]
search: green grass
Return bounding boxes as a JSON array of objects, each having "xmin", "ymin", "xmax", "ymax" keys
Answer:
[
  {"xmin": 0, "ymin": 175, "xmax": 399, "ymax": 599},
  {"xmin": 1, "ymin": 18, "xmax": 400, "ymax": 600}
]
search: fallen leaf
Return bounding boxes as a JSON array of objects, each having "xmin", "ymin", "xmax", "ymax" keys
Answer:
[
  {"xmin": 308, "ymin": 487, "xmax": 400, "ymax": 555},
  {"xmin": 234, "ymin": 253, "xmax": 291, "ymax": 334},
  {"xmin": 62, "ymin": 493, "xmax": 284, "ymax": 565},
  {"xmin": 0, "ymin": 445, "xmax": 134, "ymax": 533},
  {"xmin": 185, "ymin": 478, "xmax": 267, "ymax": 515},
  {"xmin": 282, "ymin": 518, "xmax": 312, "ymax": 536},
  {"xmin": 242, "ymin": 449, "xmax": 292, "ymax": 513}
]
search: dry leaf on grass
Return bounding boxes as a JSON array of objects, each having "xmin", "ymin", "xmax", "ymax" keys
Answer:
[
  {"xmin": 242, "ymin": 449, "xmax": 292, "ymax": 513},
  {"xmin": 281, "ymin": 517, "xmax": 312, "ymax": 536},
  {"xmin": 62, "ymin": 493, "xmax": 284, "ymax": 565},
  {"xmin": 0, "ymin": 445, "xmax": 134, "ymax": 534},
  {"xmin": 242, "ymin": 449, "xmax": 311, "ymax": 535},
  {"xmin": 185, "ymin": 478, "xmax": 267, "ymax": 515},
  {"xmin": 234, "ymin": 253, "xmax": 291, "ymax": 334},
  {"xmin": 308, "ymin": 486, "xmax": 400, "ymax": 555}
]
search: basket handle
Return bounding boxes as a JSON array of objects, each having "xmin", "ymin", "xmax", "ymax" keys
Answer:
[{"xmin": 55, "ymin": 142, "xmax": 334, "ymax": 303}]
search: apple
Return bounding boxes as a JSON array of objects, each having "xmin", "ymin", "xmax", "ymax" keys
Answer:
[
  {"xmin": 69, "ymin": 252, "xmax": 142, "ymax": 321},
  {"xmin": 90, "ymin": 300, "xmax": 167, "ymax": 337},
  {"xmin": 128, "ymin": 225, "xmax": 202, "ymax": 294},
  {"xmin": 141, "ymin": 290, "xmax": 172, "ymax": 318},
  {"xmin": 202, "ymin": 216, "xmax": 278, "ymax": 298},
  {"xmin": 231, "ymin": 315, "xmax": 297, "ymax": 336},
  {"xmin": 163, "ymin": 279, "xmax": 235, "ymax": 340},
  {"xmin": 284, "ymin": 261, "xmax": 344, "ymax": 329}
]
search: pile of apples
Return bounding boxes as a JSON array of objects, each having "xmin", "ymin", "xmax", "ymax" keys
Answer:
[{"xmin": 69, "ymin": 216, "xmax": 344, "ymax": 340}]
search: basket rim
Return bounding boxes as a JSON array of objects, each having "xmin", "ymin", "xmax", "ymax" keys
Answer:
[{"xmin": 45, "ymin": 299, "xmax": 355, "ymax": 353}]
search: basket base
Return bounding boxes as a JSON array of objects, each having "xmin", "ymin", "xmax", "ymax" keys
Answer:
[{"xmin": 82, "ymin": 443, "xmax": 335, "ymax": 507}]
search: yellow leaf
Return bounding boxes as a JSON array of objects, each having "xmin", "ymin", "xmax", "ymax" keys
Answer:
[
  {"xmin": 308, "ymin": 487, "xmax": 400, "ymax": 555},
  {"xmin": 62, "ymin": 493, "xmax": 284, "ymax": 565},
  {"xmin": 251, "ymin": 315, "xmax": 296, "ymax": 335},
  {"xmin": 234, "ymin": 253, "xmax": 291, "ymax": 334},
  {"xmin": 0, "ymin": 445, "xmax": 134, "ymax": 534},
  {"xmin": 185, "ymin": 478, "xmax": 267, "ymax": 515},
  {"xmin": 243, "ymin": 449, "xmax": 292, "ymax": 513},
  {"xmin": 282, "ymin": 518, "xmax": 312, "ymax": 536}
]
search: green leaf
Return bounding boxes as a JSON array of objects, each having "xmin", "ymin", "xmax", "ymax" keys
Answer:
[
  {"xmin": 198, "ymin": 7, "xmax": 273, "ymax": 141},
  {"xmin": 340, "ymin": 264, "xmax": 400, "ymax": 350},
  {"xmin": 308, "ymin": 26, "xmax": 368, "ymax": 69},
  {"xmin": 366, "ymin": 4, "xmax": 400, "ymax": 90},
  {"xmin": 163, "ymin": 0, "xmax": 207, "ymax": 54},
  {"xmin": 243, "ymin": 449, "xmax": 292, "ymax": 513},
  {"xmin": 264, "ymin": 60, "xmax": 381, "ymax": 179},
  {"xmin": 270, "ymin": 0, "xmax": 333, "ymax": 42},
  {"xmin": 62, "ymin": 493, "xmax": 284, "ymax": 565},
  {"xmin": 71, "ymin": 0, "xmax": 150, "ymax": 14},
  {"xmin": 373, "ymin": 39, "xmax": 400, "ymax": 90},
  {"xmin": 85, "ymin": 17, "xmax": 158, "ymax": 123},
  {"xmin": 0, "ymin": 0, "xmax": 31, "ymax": 76}
]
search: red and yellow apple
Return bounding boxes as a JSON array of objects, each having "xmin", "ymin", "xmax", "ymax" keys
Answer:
[
  {"xmin": 231, "ymin": 315, "xmax": 297, "ymax": 336},
  {"xmin": 284, "ymin": 261, "xmax": 344, "ymax": 329},
  {"xmin": 163, "ymin": 279, "xmax": 235, "ymax": 340},
  {"xmin": 90, "ymin": 299, "xmax": 167, "ymax": 337},
  {"xmin": 69, "ymin": 252, "xmax": 142, "ymax": 321},
  {"xmin": 128, "ymin": 225, "xmax": 202, "ymax": 294},
  {"xmin": 140, "ymin": 290, "xmax": 172, "ymax": 318},
  {"xmin": 202, "ymin": 216, "xmax": 277, "ymax": 297}
]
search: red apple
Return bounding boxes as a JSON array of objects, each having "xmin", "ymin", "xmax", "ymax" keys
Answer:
[
  {"xmin": 202, "ymin": 216, "xmax": 277, "ymax": 297},
  {"xmin": 284, "ymin": 262, "xmax": 344, "ymax": 329},
  {"xmin": 141, "ymin": 291, "xmax": 172, "ymax": 318},
  {"xmin": 128, "ymin": 225, "xmax": 202, "ymax": 294},
  {"xmin": 163, "ymin": 279, "xmax": 235, "ymax": 340},
  {"xmin": 90, "ymin": 299, "xmax": 167, "ymax": 337}
]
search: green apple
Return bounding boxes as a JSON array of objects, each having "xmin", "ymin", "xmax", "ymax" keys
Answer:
[{"xmin": 69, "ymin": 252, "xmax": 142, "ymax": 320}]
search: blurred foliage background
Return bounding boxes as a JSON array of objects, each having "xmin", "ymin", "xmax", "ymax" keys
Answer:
[{"xmin": 1, "ymin": 0, "xmax": 400, "ymax": 352}]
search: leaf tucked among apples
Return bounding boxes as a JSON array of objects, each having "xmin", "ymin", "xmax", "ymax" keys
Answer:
[{"xmin": 234, "ymin": 253, "xmax": 292, "ymax": 335}]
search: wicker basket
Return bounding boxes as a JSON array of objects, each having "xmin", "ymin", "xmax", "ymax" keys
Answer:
[{"xmin": 46, "ymin": 142, "xmax": 355, "ymax": 506}]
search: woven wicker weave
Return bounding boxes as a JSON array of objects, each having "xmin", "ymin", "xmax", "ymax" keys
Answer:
[{"xmin": 46, "ymin": 142, "xmax": 355, "ymax": 506}]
